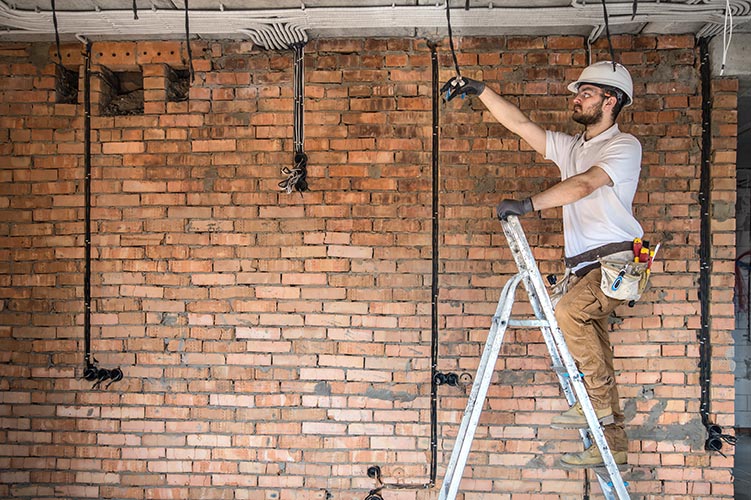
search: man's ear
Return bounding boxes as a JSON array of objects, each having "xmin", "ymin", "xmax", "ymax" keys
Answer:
[{"xmin": 602, "ymin": 94, "xmax": 618, "ymax": 117}]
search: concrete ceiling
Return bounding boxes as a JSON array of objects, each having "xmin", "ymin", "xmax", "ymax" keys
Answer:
[{"xmin": 0, "ymin": 0, "xmax": 749, "ymax": 45}]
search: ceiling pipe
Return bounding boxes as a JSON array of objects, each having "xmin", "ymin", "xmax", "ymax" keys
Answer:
[{"xmin": 0, "ymin": 0, "xmax": 748, "ymax": 43}]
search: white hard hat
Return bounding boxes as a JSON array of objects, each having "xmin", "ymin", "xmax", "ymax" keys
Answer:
[{"xmin": 567, "ymin": 61, "xmax": 634, "ymax": 107}]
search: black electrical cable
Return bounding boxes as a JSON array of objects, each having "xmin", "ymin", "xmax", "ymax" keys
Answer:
[
  {"xmin": 364, "ymin": 43, "xmax": 441, "ymax": 496},
  {"xmin": 631, "ymin": 0, "xmax": 638, "ymax": 20},
  {"xmin": 51, "ymin": 0, "xmax": 63, "ymax": 69},
  {"xmin": 445, "ymin": 1, "xmax": 462, "ymax": 79},
  {"xmin": 184, "ymin": 0, "xmax": 194, "ymax": 83},
  {"xmin": 83, "ymin": 39, "xmax": 93, "ymax": 373},
  {"xmin": 429, "ymin": 40, "xmax": 440, "ymax": 489},
  {"xmin": 698, "ymin": 37, "xmax": 735, "ymax": 455},
  {"xmin": 50, "ymin": 0, "xmax": 77, "ymax": 103},
  {"xmin": 698, "ymin": 37, "xmax": 712, "ymax": 430},
  {"xmin": 599, "ymin": 0, "xmax": 617, "ymax": 68},
  {"xmin": 132, "ymin": 0, "xmax": 138, "ymax": 20}
]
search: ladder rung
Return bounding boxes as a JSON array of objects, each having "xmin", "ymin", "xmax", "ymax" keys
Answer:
[
  {"xmin": 552, "ymin": 365, "xmax": 583, "ymax": 379},
  {"xmin": 507, "ymin": 319, "xmax": 549, "ymax": 327}
]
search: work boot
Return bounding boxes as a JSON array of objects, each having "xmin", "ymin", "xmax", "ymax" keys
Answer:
[
  {"xmin": 560, "ymin": 444, "xmax": 628, "ymax": 468},
  {"xmin": 550, "ymin": 402, "xmax": 614, "ymax": 429}
]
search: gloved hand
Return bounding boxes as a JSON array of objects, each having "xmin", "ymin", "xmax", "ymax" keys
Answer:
[
  {"xmin": 496, "ymin": 198, "xmax": 534, "ymax": 220},
  {"xmin": 440, "ymin": 76, "xmax": 486, "ymax": 102}
]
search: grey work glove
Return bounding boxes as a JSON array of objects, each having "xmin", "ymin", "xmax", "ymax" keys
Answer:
[
  {"xmin": 441, "ymin": 76, "xmax": 486, "ymax": 102},
  {"xmin": 496, "ymin": 198, "xmax": 534, "ymax": 221}
]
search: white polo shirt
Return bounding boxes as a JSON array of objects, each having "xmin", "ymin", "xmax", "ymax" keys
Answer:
[{"xmin": 545, "ymin": 124, "xmax": 643, "ymax": 263}]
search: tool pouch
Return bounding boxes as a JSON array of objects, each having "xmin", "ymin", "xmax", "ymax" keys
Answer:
[
  {"xmin": 598, "ymin": 258, "xmax": 650, "ymax": 301},
  {"xmin": 549, "ymin": 268, "xmax": 575, "ymax": 309}
]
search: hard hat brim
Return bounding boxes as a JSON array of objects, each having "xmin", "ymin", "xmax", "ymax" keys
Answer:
[{"xmin": 567, "ymin": 80, "xmax": 633, "ymax": 107}]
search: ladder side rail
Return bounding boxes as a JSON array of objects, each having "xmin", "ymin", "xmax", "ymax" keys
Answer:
[
  {"xmin": 542, "ymin": 312, "xmax": 630, "ymax": 498},
  {"xmin": 502, "ymin": 217, "xmax": 631, "ymax": 500},
  {"xmin": 540, "ymin": 327, "xmax": 578, "ymax": 407},
  {"xmin": 438, "ymin": 273, "xmax": 523, "ymax": 500},
  {"xmin": 595, "ymin": 474, "xmax": 618, "ymax": 500},
  {"xmin": 523, "ymin": 271, "xmax": 579, "ymax": 408}
]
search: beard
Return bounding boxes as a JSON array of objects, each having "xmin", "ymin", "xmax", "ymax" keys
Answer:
[{"xmin": 572, "ymin": 105, "xmax": 604, "ymax": 126}]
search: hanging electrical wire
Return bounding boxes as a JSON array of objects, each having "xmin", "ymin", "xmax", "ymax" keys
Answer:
[
  {"xmin": 184, "ymin": 0, "xmax": 195, "ymax": 82},
  {"xmin": 50, "ymin": 0, "xmax": 76, "ymax": 102},
  {"xmin": 599, "ymin": 0, "xmax": 618, "ymax": 69},
  {"xmin": 445, "ymin": 0, "xmax": 462, "ymax": 80},
  {"xmin": 132, "ymin": 0, "xmax": 138, "ymax": 20},
  {"xmin": 51, "ymin": 0, "xmax": 62, "ymax": 68},
  {"xmin": 279, "ymin": 42, "xmax": 309, "ymax": 194}
]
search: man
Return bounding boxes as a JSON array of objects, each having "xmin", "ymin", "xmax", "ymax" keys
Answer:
[{"xmin": 442, "ymin": 61, "xmax": 643, "ymax": 467}]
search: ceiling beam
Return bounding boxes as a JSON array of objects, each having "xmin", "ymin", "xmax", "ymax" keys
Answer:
[{"xmin": 0, "ymin": 0, "xmax": 748, "ymax": 42}]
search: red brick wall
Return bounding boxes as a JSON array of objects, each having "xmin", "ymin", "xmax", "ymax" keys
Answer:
[{"xmin": 0, "ymin": 35, "xmax": 736, "ymax": 499}]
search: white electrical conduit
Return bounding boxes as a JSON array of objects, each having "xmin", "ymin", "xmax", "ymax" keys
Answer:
[
  {"xmin": 239, "ymin": 22, "xmax": 307, "ymax": 50},
  {"xmin": 0, "ymin": 0, "xmax": 748, "ymax": 45}
]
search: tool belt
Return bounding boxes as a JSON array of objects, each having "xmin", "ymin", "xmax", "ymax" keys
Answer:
[
  {"xmin": 553, "ymin": 240, "xmax": 654, "ymax": 304},
  {"xmin": 565, "ymin": 241, "xmax": 633, "ymax": 278}
]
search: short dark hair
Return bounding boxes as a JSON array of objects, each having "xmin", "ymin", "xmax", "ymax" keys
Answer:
[{"xmin": 598, "ymin": 84, "xmax": 626, "ymax": 120}]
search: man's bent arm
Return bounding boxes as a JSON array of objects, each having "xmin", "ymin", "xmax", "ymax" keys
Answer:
[
  {"xmin": 531, "ymin": 166, "xmax": 612, "ymax": 210},
  {"xmin": 478, "ymin": 87, "xmax": 547, "ymax": 156}
]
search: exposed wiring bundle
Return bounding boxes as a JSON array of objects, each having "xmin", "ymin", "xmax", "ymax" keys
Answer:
[{"xmin": 279, "ymin": 42, "xmax": 309, "ymax": 194}]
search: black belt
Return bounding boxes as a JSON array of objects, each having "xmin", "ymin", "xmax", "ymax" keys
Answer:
[
  {"xmin": 564, "ymin": 241, "xmax": 633, "ymax": 269},
  {"xmin": 572, "ymin": 262, "xmax": 600, "ymax": 278}
]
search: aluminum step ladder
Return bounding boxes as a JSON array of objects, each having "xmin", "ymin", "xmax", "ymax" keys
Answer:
[{"xmin": 439, "ymin": 216, "xmax": 630, "ymax": 500}]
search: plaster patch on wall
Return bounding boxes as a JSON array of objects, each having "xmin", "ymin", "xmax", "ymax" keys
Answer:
[
  {"xmin": 315, "ymin": 381, "xmax": 332, "ymax": 396},
  {"xmin": 365, "ymin": 386, "xmax": 417, "ymax": 402},
  {"xmin": 627, "ymin": 400, "xmax": 705, "ymax": 447},
  {"xmin": 714, "ymin": 200, "xmax": 735, "ymax": 222}
]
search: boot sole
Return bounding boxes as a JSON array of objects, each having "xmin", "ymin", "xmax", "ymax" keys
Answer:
[{"xmin": 550, "ymin": 414, "xmax": 615, "ymax": 429}]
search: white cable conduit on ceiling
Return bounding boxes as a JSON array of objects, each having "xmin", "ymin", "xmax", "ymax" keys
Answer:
[
  {"xmin": 0, "ymin": 0, "xmax": 748, "ymax": 48},
  {"xmin": 238, "ymin": 23, "xmax": 308, "ymax": 51}
]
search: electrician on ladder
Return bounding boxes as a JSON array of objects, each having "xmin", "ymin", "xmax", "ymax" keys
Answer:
[{"xmin": 442, "ymin": 61, "xmax": 642, "ymax": 467}]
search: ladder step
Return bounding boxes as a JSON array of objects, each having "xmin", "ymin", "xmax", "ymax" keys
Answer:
[
  {"xmin": 507, "ymin": 319, "xmax": 549, "ymax": 327},
  {"xmin": 552, "ymin": 366, "xmax": 583, "ymax": 378},
  {"xmin": 594, "ymin": 465, "xmax": 631, "ymax": 476}
]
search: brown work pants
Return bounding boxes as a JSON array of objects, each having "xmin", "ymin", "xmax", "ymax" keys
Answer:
[{"xmin": 554, "ymin": 267, "xmax": 628, "ymax": 453}]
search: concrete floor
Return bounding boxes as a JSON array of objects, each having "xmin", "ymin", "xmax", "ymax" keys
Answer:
[{"xmin": 736, "ymin": 432, "xmax": 751, "ymax": 499}]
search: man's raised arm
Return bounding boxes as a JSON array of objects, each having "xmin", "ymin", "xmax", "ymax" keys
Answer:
[{"xmin": 442, "ymin": 76, "xmax": 547, "ymax": 156}]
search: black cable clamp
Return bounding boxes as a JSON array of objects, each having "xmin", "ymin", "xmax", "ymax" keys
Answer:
[
  {"xmin": 83, "ymin": 358, "xmax": 124, "ymax": 390},
  {"xmin": 704, "ymin": 424, "xmax": 736, "ymax": 457},
  {"xmin": 434, "ymin": 371, "xmax": 472, "ymax": 387},
  {"xmin": 363, "ymin": 465, "xmax": 384, "ymax": 500}
]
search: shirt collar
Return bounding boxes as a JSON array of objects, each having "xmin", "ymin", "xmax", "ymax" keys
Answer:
[{"xmin": 577, "ymin": 123, "xmax": 620, "ymax": 146}]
